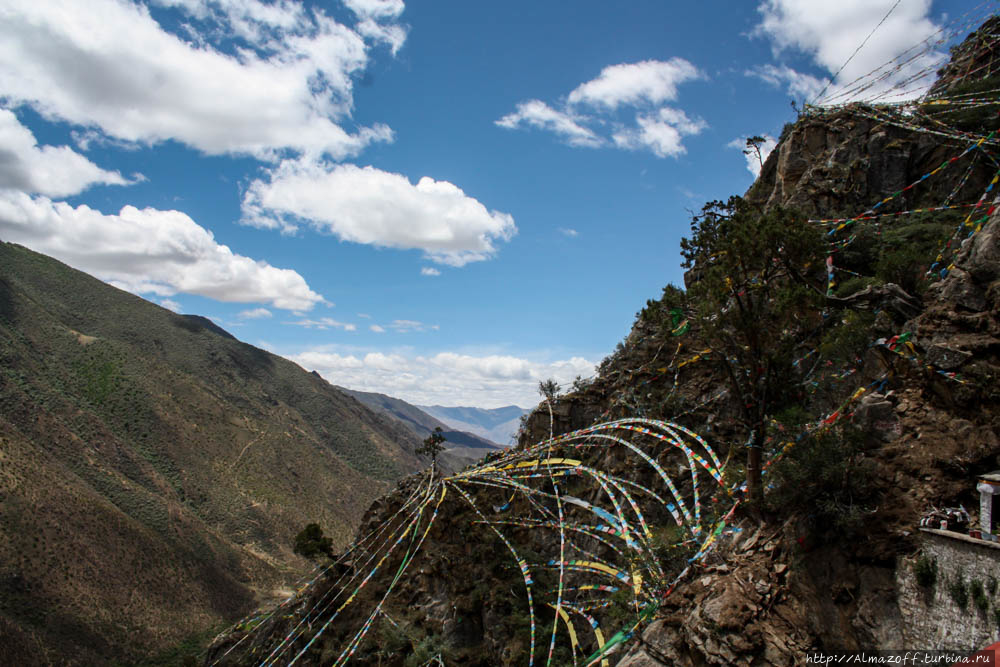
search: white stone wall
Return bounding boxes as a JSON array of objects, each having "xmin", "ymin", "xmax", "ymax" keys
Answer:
[{"xmin": 896, "ymin": 529, "xmax": 1000, "ymax": 651}]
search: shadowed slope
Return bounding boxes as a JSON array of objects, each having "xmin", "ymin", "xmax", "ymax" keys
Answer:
[{"xmin": 0, "ymin": 241, "xmax": 422, "ymax": 665}]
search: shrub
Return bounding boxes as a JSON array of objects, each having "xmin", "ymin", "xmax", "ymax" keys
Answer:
[
  {"xmin": 948, "ymin": 571, "xmax": 969, "ymax": 610},
  {"xmin": 971, "ymin": 579, "xmax": 989, "ymax": 614},
  {"xmin": 293, "ymin": 523, "xmax": 333, "ymax": 560},
  {"xmin": 819, "ymin": 310, "xmax": 875, "ymax": 368},
  {"xmin": 765, "ymin": 426, "xmax": 877, "ymax": 541},
  {"xmin": 914, "ymin": 554, "xmax": 938, "ymax": 588}
]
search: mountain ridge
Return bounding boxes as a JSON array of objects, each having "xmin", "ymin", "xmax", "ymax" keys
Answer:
[
  {"xmin": 0, "ymin": 240, "xmax": 423, "ymax": 665},
  {"xmin": 415, "ymin": 404, "xmax": 528, "ymax": 446}
]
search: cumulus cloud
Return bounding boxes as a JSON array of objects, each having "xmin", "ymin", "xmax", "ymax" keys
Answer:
[
  {"xmin": 420, "ymin": 267, "xmax": 441, "ymax": 276},
  {"xmin": 613, "ymin": 107, "xmax": 707, "ymax": 158},
  {"xmin": 160, "ymin": 299, "xmax": 182, "ymax": 313},
  {"xmin": 558, "ymin": 228, "xmax": 578, "ymax": 237},
  {"xmin": 0, "ymin": 190, "xmax": 325, "ymax": 310},
  {"xmin": 567, "ymin": 58, "xmax": 703, "ymax": 109},
  {"xmin": 0, "ymin": 110, "xmax": 139, "ymax": 197},
  {"xmin": 0, "ymin": 0, "xmax": 401, "ymax": 160},
  {"xmin": 242, "ymin": 160, "xmax": 517, "ymax": 266},
  {"xmin": 495, "ymin": 100, "xmax": 603, "ymax": 148},
  {"xmin": 370, "ymin": 324, "xmax": 386, "ymax": 333},
  {"xmin": 754, "ymin": 0, "xmax": 946, "ymax": 102},
  {"xmin": 727, "ymin": 135, "xmax": 778, "ymax": 177},
  {"xmin": 288, "ymin": 347, "xmax": 598, "ymax": 408},
  {"xmin": 239, "ymin": 307, "xmax": 273, "ymax": 319},
  {"xmin": 497, "ymin": 59, "xmax": 704, "ymax": 158}
]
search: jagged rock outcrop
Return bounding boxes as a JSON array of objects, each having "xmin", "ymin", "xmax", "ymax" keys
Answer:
[
  {"xmin": 745, "ymin": 108, "xmax": 991, "ymax": 219},
  {"xmin": 928, "ymin": 16, "xmax": 1000, "ymax": 98},
  {"xmin": 513, "ymin": 18, "xmax": 1000, "ymax": 664},
  {"xmin": 615, "ymin": 199, "xmax": 1000, "ymax": 665}
]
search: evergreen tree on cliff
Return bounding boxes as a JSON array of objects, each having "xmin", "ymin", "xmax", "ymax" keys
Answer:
[
  {"xmin": 680, "ymin": 196, "xmax": 825, "ymax": 506},
  {"xmin": 416, "ymin": 426, "xmax": 447, "ymax": 469}
]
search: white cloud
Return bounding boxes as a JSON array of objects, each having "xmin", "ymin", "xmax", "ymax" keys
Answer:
[
  {"xmin": 746, "ymin": 64, "xmax": 828, "ymax": 102},
  {"xmin": 388, "ymin": 319, "xmax": 436, "ymax": 333},
  {"xmin": 754, "ymin": 0, "xmax": 946, "ymax": 102},
  {"xmin": 287, "ymin": 317, "xmax": 357, "ymax": 331},
  {"xmin": 242, "ymin": 160, "xmax": 517, "ymax": 266},
  {"xmin": 0, "ymin": 190, "xmax": 325, "ymax": 310},
  {"xmin": 160, "ymin": 299, "xmax": 182, "ymax": 313},
  {"xmin": 354, "ymin": 19, "xmax": 407, "ymax": 55},
  {"xmin": 727, "ymin": 135, "xmax": 778, "ymax": 177},
  {"xmin": 497, "ymin": 59, "xmax": 703, "ymax": 158},
  {"xmin": 420, "ymin": 267, "xmax": 441, "ymax": 276},
  {"xmin": 0, "ymin": 109, "xmax": 139, "ymax": 197},
  {"xmin": 370, "ymin": 324, "xmax": 386, "ymax": 333},
  {"xmin": 288, "ymin": 347, "xmax": 598, "ymax": 408},
  {"xmin": 0, "ymin": 0, "xmax": 400, "ymax": 160},
  {"xmin": 613, "ymin": 107, "xmax": 706, "ymax": 158},
  {"xmin": 558, "ymin": 228, "xmax": 578, "ymax": 237},
  {"xmin": 567, "ymin": 58, "xmax": 703, "ymax": 109},
  {"xmin": 343, "ymin": 0, "xmax": 405, "ymax": 20},
  {"xmin": 342, "ymin": 0, "xmax": 407, "ymax": 53},
  {"xmin": 495, "ymin": 100, "xmax": 603, "ymax": 148},
  {"xmin": 239, "ymin": 307, "xmax": 273, "ymax": 319}
]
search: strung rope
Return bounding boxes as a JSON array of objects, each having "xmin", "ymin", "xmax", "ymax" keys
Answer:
[
  {"xmin": 811, "ymin": 0, "xmax": 902, "ymax": 105},
  {"xmin": 214, "ymin": 419, "xmax": 736, "ymax": 666}
]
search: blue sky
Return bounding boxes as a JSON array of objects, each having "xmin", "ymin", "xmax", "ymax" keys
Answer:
[{"xmin": 0, "ymin": 0, "xmax": 985, "ymax": 407}]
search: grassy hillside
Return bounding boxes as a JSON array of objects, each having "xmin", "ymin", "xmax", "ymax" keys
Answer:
[{"xmin": 0, "ymin": 241, "xmax": 422, "ymax": 665}]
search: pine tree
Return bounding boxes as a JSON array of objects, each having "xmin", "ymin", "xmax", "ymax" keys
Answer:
[
  {"xmin": 293, "ymin": 522, "xmax": 334, "ymax": 560},
  {"xmin": 680, "ymin": 196, "xmax": 825, "ymax": 506},
  {"xmin": 416, "ymin": 426, "xmax": 447, "ymax": 467}
]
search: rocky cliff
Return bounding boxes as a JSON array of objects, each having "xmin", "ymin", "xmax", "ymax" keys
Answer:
[{"xmin": 205, "ymin": 15, "xmax": 1000, "ymax": 666}]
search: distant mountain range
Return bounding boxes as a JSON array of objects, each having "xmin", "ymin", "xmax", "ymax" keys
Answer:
[
  {"xmin": 416, "ymin": 404, "xmax": 530, "ymax": 446},
  {"xmin": 0, "ymin": 241, "xmax": 422, "ymax": 665},
  {"xmin": 336, "ymin": 388, "xmax": 503, "ymax": 467}
]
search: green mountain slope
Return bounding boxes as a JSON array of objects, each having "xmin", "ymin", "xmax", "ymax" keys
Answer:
[{"xmin": 0, "ymin": 241, "xmax": 422, "ymax": 665}]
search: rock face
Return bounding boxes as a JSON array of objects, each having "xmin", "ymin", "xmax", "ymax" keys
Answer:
[
  {"xmin": 747, "ymin": 107, "xmax": 991, "ymax": 220},
  {"xmin": 511, "ymin": 21, "xmax": 1000, "ymax": 663},
  {"xmin": 206, "ymin": 16, "xmax": 1000, "ymax": 667}
]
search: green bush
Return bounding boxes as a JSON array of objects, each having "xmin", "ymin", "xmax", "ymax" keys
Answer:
[
  {"xmin": 948, "ymin": 571, "xmax": 969, "ymax": 610},
  {"xmin": 819, "ymin": 310, "xmax": 876, "ymax": 365},
  {"xmin": 293, "ymin": 523, "xmax": 333, "ymax": 560},
  {"xmin": 765, "ymin": 426, "xmax": 877, "ymax": 541},
  {"xmin": 971, "ymin": 579, "xmax": 989, "ymax": 614},
  {"xmin": 834, "ymin": 275, "xmax": 879, "ymax": 298},
  {"xmin": 876, "ymin": 216, "xmax": 958, "ymax": 295},
  {"xmin": 914, "ymin": 554, "xmax": 938, "ymax": 588},
  {"xmin": 649, "ymin": 522, "xmax": 695, "ymax": 575}
]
